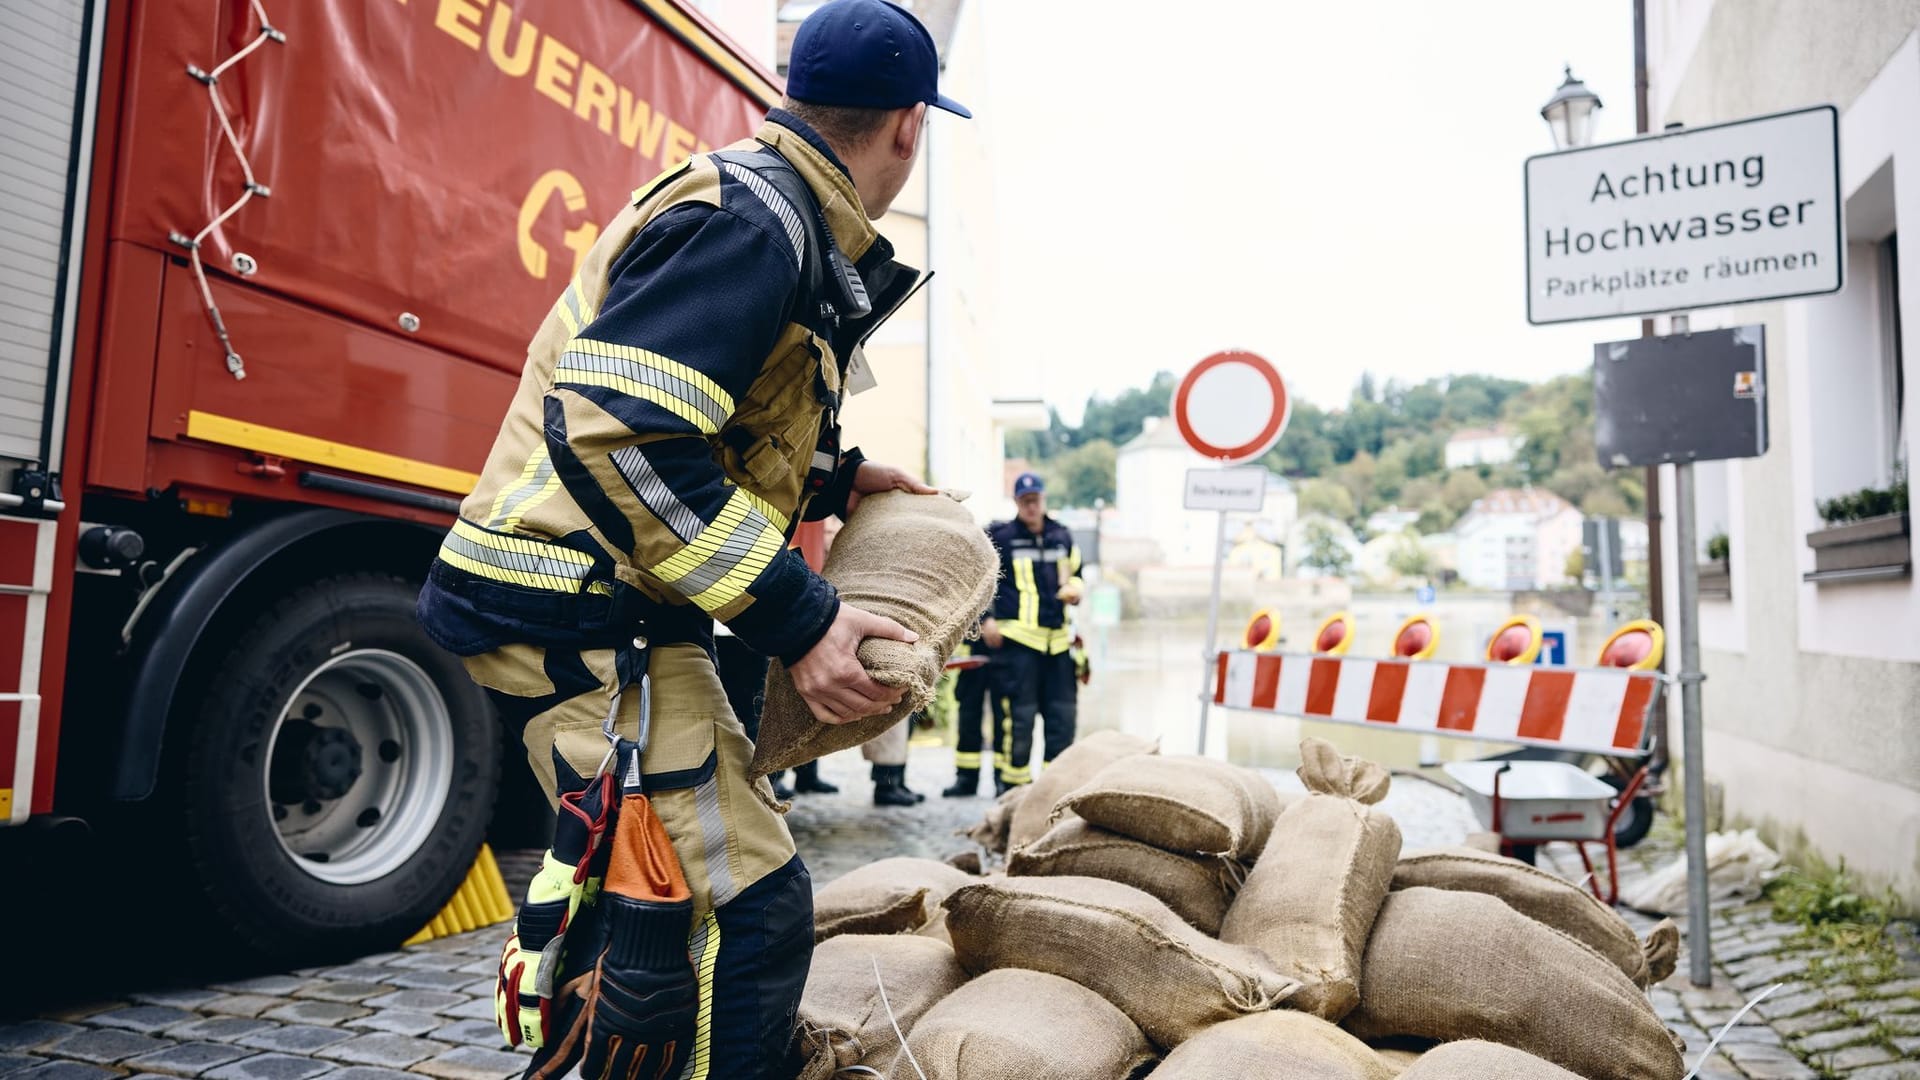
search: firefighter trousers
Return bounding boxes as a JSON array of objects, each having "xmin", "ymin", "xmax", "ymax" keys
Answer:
[
  {"xmin": 464, "ymin": 641, "xmax": 811, "ymax": 1080},
  {"xmin": 952, "ymin": 657, "xmax": 1005, "ymax": 775},
  {"xmin": 993, "ymin": 640, "xmax": 1078, "ymax": 786}
]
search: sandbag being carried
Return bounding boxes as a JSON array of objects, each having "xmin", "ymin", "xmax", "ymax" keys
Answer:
[
  {"xmin": 1219, "ymin": 738, "xmax": 1401, "ymax": 1021},
  {"xmin": 1398, "ymin": 1040, "xmax": 1584, "ymax": 1080},
  {"xmin": 904, "ymin": 968, "xmax": 1156, "ymax": 1080},
  {"xmin": 1009, "ymin": 817, "xmax": 1236, "ymax": 934},
  {"xmin": 1344, "ymin": 888, "xmax": 1685, "ymax": 1080},
  {"xmin": 1007, "ymin": 730, "xmax": 1158, "ymax": 851},
  {"xmin": 813, "ymin": 857, "xmax": 974, "ymax": 942},
  {"xmin": 1145, "ymin": 1010, "xmax": 1394, "ymax": 1080},
  {"xmin": 1054, "ymin": 754, "xmax": 1281, "ymax": 859},
  {"xmin": 794, "ymin": 934, "xmax": 968, "ymax": 1080},
  {"xmin": 1393, "ymin": 845, "xmax": 1671, "ymax": 987},
  {"xmin": 944, "ymin": 875, "xmax": 1297, "ymax": 1049},
  {"xmin": 753, "ymin": 492, "xmax": 998, "ymax": 777}
]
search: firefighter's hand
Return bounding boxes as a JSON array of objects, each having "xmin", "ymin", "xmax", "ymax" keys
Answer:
[
  {"xmin": 980, "ymin": 617, "xmax": 1004, "ymax": 649},
  {"xmin": 1056, "ymin": 580, "xmax": 1084, "ymax": 605},
  {"xmin": 791, "ymin": 603, "xmax": 915, "ymax": 724},
  {"xmin": 844, "ymin": 461, "xmax": 937, "ymax": 516}
]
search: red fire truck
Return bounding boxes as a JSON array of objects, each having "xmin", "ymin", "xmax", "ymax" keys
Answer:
[{"xmin": 0, "ymin": 0, "xmax": 781, "ymax": 958}]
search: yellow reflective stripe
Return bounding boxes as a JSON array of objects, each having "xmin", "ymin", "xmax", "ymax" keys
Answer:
[
  {"xmin": 555, "ymin": 337, "xmax": 735, "ymax": 436},
  {"xmin": 485, "ymin": 448, "xmax": 546, "ymax": 526},
  {"xmin": 1001, "ymin": 623, "xmax": 1074, "ymax": 655},
  {"xmin": 502, "ymin": 472, "xmax": 560, "ymax": 532},
  {"xmin": 953, "ymin": 751, "xmax": 982, "ymax": 769},
  {"xmin": 1014, "ymin": 557, "xmax": 1038, "ymax": 626},
  {"xmin": 651, "ymin": 489, "xmax": 785, "ymax": 611},
  {"xmin": 1069, "ymin": 545, "xmax": 1083, "ymax": 577},
  {"xmin": 687, "ymin": 910, "xmax": 722, "ymax": 1079},
  {"xmin": 740, "ymin": 488, "xmax": 790, "ymax": 532},
  {"xmin": 441, "ymin": 520, "xmax": 594, "ymax": 592}
]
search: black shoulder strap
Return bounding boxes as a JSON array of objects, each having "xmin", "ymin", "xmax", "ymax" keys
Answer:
[{"xmin": 709, "ymin": 147, "xmax": 871, "ymax": 328}]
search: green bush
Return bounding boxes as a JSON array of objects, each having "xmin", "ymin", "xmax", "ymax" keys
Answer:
[
  {"xmin": 1815, "ymin": 467, "xmax": 1908, "ymax": 526},
  {"xmin": 1705, "ymin": 532, "xmax": 1730, "ymax": 564}
]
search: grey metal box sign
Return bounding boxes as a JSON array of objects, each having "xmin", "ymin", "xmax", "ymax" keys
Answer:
[{"xmin": 1593, "ymin": 326, "xmax": 1768, "ymax": 466}]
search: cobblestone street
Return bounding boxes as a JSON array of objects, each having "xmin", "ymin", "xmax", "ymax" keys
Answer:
[{"xmin": 2, "ymin": 744, "xmax": 1913, "ymax": 1080}]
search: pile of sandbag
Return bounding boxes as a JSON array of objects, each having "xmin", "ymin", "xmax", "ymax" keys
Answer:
[{"xmin": 793, "ymin": 736, "xmax": 1687, "ymax": 1079}]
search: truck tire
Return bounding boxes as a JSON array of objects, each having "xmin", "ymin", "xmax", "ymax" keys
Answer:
[{"xmin": 181, "ymin": 573, "xmax": 498, "ymax": 961}]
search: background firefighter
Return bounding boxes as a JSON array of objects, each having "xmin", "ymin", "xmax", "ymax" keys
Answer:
[
  {"xmin": 980, "ymin": 473, "xmax": 1084, "ymax": 793},
  {"xmin": 415, "ymin": 1, "xmax": 971, "ymax": 1074}
]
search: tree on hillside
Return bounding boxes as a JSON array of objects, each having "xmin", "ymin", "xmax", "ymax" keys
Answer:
[
  {"xmin": 1301, "ymin": 518, "xmax": 1354, "ymax": 576},
  {"xmin": 1387, "ymin": 530, "xmax": 1433, "ymax": 578},
  {"xmin": 1074, "ymin": 371, "xmax": 1176, "ymax": 449},
  {"xmin": 1441, "ymin": 469, "xmax": 1489, "ymax": 519},
  {"xmin": 1298, "ymin": 479, "xmax": 1356, "ymax": 523},
  {"xmin": 1043, "ymin": 439, "xmax": 1117, "ymax": 507}
]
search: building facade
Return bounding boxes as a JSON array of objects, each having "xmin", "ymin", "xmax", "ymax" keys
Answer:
[
  {"xmin": 1443, "ymin": 426, "xmax": 1523, "ymax": 470},
  {"xmin": 1647, "ymin": 0, "xmax": 1919, "ymax": 904},
  {"xmin": 1454, "ymin": 488, "xmax": 1583, "ymax": 590}
]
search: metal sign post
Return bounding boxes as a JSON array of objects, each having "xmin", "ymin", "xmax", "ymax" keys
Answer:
[{"xmin": 1172, "ymin": 352, "xmax": 1291, "ymax": 757}]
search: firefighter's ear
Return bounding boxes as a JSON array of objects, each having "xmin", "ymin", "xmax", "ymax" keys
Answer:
[{"xmin": 895, "ymin": 102, "xmax": 928, "ymax": 161}]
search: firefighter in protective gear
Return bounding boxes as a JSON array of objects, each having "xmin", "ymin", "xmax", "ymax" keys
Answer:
[
  {"xmin": 942, "ymin": 634, "xmax": 1006, "ymax": 797},
  {"xmin": 981, "ymin": 473, "xmax": 1083, "ymax": 792},
  {"xmin": 416, "ymin": 2, "xmax": 971, "ymax": 1073}
]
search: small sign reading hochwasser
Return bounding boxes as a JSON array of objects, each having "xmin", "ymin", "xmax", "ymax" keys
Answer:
[{"xmin": 1525, "ymin": 106, "xmax": 1842, "ymax": 324}]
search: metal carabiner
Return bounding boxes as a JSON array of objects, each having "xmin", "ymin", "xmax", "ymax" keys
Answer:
[{"xmin": 596, "ymin": 635, "xmax": 653, "ymax": 782}]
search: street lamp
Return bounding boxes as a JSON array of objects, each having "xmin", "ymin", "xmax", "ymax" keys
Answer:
[{"xmin": 1541, "ymin": 65, "xmax": 1604, "ymax": 150}]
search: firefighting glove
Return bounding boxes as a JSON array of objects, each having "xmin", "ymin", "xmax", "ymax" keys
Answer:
[{"xmin": 497, "ymin": 771, "xmax": 617, "ymax": 1049}]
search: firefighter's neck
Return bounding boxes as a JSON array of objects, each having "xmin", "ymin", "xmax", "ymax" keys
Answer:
[{"xmin": 835, "ymin": 104, "xmax": 927, "ymax": 221}]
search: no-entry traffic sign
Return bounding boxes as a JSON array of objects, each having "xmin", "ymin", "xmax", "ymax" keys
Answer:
[{"xmin": 1174, "ymin": 351, "xmax": 1290, "ymax": 463}]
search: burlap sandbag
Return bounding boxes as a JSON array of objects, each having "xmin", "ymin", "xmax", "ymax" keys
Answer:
[
  {"xmin": 814, "ymin": 857, "xmax": 974, "ymax": 942},
  {"xmin": 1145, "ymin": 1010, "xmax": 1394, "ymax": 1080},
  {"xmin": 1008, "ymin": 817, "xmax": 1236, "ymax": 934},
  {"xmin": 1397, "ymin": 1041, "xmax": 1584, "ymax": 1080},
  {"xmin": 944, "ymin": 875, "xmax": 1298, "ymax": 1049},
  {"xmin": 1372, "ymin": 1046, "xmax": 1425, "ymax": 1077},
  {"xmin": 904, "ymin": 968, "xmax": 1156, "ymax": 1080},
  {"xmin": 1219, "ymin": 738, "xmax": 1401, "ymax": 1021},
  {"xmin": 1344, "ymin": 888, "xmax": 1685, "ymax": 1080},
  {"xmin": 753, "ymin": 492, "xmax": 997, "ymax": 777},
  {"xmin": 1054, "ymin": 754, "xmax": 1281, "ymax": 858},
  {"xmin": 794, "ymin": 934, "xmax": 968, "ymax": 1080},
  {"xmin": 1007, "ymin": 730, "xmax": 1158, "ymax": 850},
  {"xmin": 964, "ymin": 783, "xmax": 1030, "ymax": 855},
  {"xmin": 1394, "ymin": 845, "xmax": 1667, "ymax": 987}
]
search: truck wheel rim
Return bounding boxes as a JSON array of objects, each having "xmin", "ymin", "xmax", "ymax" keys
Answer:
[{"xmin": 263, "ymin": 649, "xmax": 454, "ymax": 885}]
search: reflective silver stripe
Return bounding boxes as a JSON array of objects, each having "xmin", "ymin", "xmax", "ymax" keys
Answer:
[
  {"xmin": 555, "ymin": 348, "xmax": 731, "ymax": 432},
  {"xmin": 440, "ymin": 529, "xmax": 590, "ymax": 585},
  {"xmin": 611, "ymin": 445, "xmax": 703, "ymax": 543},
  {"xmin": 718, "ymin": 161, "xmax": 805, "ymax": 271},
  {"xmin": 561, "ymin": 282, "xmax": 590, "ymax": 329},
  {"xmin": 811, "ymin": 450, "xmax": 836, "ymax": 473},
  {"xmin": 695, "ymin": 777, "xmax": 737, "ymax": 907},
  {"xmin": 486, "ymin": 451, "xmax": 556, "ymax": 529},
  {"xmin": 670, "ymin": 507, "xmax": 779, "ymax": 596}
]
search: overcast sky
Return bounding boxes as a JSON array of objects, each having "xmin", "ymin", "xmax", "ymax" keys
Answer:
[{"xmin": 972, "ymin": 1, "xmax": 1643, "ymax": 422}]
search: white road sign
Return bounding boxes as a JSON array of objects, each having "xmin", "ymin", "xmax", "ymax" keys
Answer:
[
  {"xmin": 1184, "ymin": 467, "xmax": 1267, "ymax": 512},
  {"xmin": 1525, "ymin": 105, "xmax": 1841, "ymax": 324}
]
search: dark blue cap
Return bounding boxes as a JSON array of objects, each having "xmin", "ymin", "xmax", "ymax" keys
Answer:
[
  {"xmin": 1013, "ymin": 472, "xmax": 1045, "ymax": 498},
  {"xmin": 787, "ymin": 0, "xmax": 971, "ymax": 118}
]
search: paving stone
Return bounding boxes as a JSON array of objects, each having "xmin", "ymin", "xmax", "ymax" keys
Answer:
[
  {"xmin": 6, "ymin": 1062, "xmax": 118, "ymax": 1080},
  {"xmin": 322, "ymin": 1069, "xmax": 414, "ymax": 1080},
  {"xmin": 1718, "ymin": 1042, "xmax": 1818, "ymax": 1078},
  {"xmin": 46, "ymin": 1029, "xmax": 174, "ymax": 1065},
  {"xmin": 161, "ymin": 1018, "xmax": 278, "ymax": 1045},
  {"xmin": 120, "ymin": 1040, "xmax": 254, "ymax": 1077},
  {"xmin": 90, "ymin": 1007, "xmax": 199, "ymax": 1036},
  {"xmin": 1715, "ymin": 1024, "xmax": 1784, "ymax": 1045},
  {"xmin": 1718, "ymin": 937, "xmax": 1791, "ymax": 963},
  {"xmin": 1893, "ymin": 1036, "xmax": 1920, "ymax": 1056},
  {"xmin": 201, "ymin": 998, "xmax": 285, "ymax": 1020},
  {"xmin": 1854, "ymin": 996, "xmax": 1920, "ymax": 1020},
  {"xmin": 1686, "ymin": 1053, "xmax": 1743, "ymax": 1080},
  {"xmin": 257, "ymin": 1004, "xmax": 368, "ymax": 1028},
  {"xmin": 424, "ymin": 1022, "xmax": 504, "ymax": 1049},
  {"xmin": 409, "ymin": 1047, "xmax": 526, "ymax": 1080},
  {"xmin": 204, "ymin": 1054, "xmax": 335, "ymax": 1080},
  {"xmin": 1683, "ymin": 984, "xmax": 1751, "ymax": 1010},
  {"xmin": 129, "ymin": 991, "xmax": 227, "ymax": 1010},
  {"xmin": 1849, "ymin": 1062, "xmax": 1920, "ymax": 1080},
  {"xmin": 0, "ymin": 1023, "xmax": 80, "ymax": 1053},
  {"xmin": 313, "ymin": 968, "xmax": 394, "ymax": 986},
  {"xmin": 291, "ymin": 984, "xmax": 390, "ymax": 1006},
  {"xmin": 316, "ymin": 1035, "xmax": 447, "ymax": 1069},
  {"xmin": 1794, "ymin": 1024, "xmax": 1879, "ymax": 1053},
  {"xmin": 235, "ymin": 1027, "xmax": 356, "ymax": 1056},
  {"xmin": 1882, "ymin": 1012, "xmax": 1920, "ymax": 1036},
  {"xmin": 377, "ymin": 972, "xmax": 470, "ymax": 994},
  {"xmin": 1776, "ymin": 1009, "xmax": 1851, "ymax": 1037},
  {"xmin": 1732, "ymin": 956, "xmax": 1812, "ymax": 991},
  {"xmin": 1871, "ymin": 979, "xmax": 1920, "ymax": 997},
  {"xmin": 433, "ymin": 999, "xmax": 494, "ymax": 1023},
  {"xmin": 450, "ymin": 962, "xmax": 495, "ymax": 978},
  {"xmin": 453, "ymin": 979, "xmax": 495, "ymax": 999},
  {"xmin": 38, "ymin": 1006, "xmax": 117, "ymax": 1025},
  {"xmin": 358, "ymin": 992, "xmax": 465, "ymax": 1016},
  {"xmin": 210, "ymin": 977, "xmax": 311, "ymax": 998},
  {"xmin": 1760, "ymin": 984, "xmax": 1854, "ymax": 1019},
  {"xmin": 382, "ymin": 955, "xmax": 463, "ymax": 974},
  {"xmin": 341, "ymin": 1014, "xmax": 441, "ymax": 1039},
  {"xmin": 1822, "ymin": 1042, "xmax": 1897, "ymax": 1069},
  {"xmin": 0, "ymin": 1053, "xmax": 44, "ymax": 1075}
]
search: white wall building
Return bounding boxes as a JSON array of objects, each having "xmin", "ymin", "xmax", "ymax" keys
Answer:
[
  {"xmin": 1443, "ymin": 426, "xmax": 1523, "ymax": 470},
  {"xmin": 1454, "ymin": 488, "xmax": 1582, "ymax": 590},
  {"xmin": 1112, "ymin": 418, "xmax": 1296, "ymax": 567},
  {"xmin": 1646, "ymin": 0, "xmax": 1919, "ymax": 905}
]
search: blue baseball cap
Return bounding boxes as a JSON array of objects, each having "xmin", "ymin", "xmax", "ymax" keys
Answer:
[
  {"xmin": 787, "ymin": 0, "xmax": 972, "ymax": 118},
  {"xmin": 1013, "ymin": 472, "xmax": 1045, "ymax": 498}
]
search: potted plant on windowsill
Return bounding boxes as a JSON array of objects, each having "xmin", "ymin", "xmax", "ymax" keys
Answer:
[
  {"xmin": 1805, "ymin": 468, "xmax": 1910, "ymax": 583},
  {"xmin": 1700, "ymin": 531, "xmax": 1732, "ymax": 599}
]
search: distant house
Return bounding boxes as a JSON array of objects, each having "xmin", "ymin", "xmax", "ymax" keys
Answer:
[
  {"xmin": 1112, "ymin": 418, "xmax": 1297, "ymax": 566},
  {"xmin": 1444, "ymin": 426, "xmax": 1523, "ymax": 470},
  {"xmin": 1454, "ymin": 488, "xmax": 1583, "ymax": 590},
  {"xmin": 1364, "ymin": 506, "xmax": 1421, "ymax": 537}
]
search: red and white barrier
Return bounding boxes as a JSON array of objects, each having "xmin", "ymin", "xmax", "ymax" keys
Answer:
[{"xmin": 1212, "ymin": 650, "xmax": 1658, "ymax": 757}]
